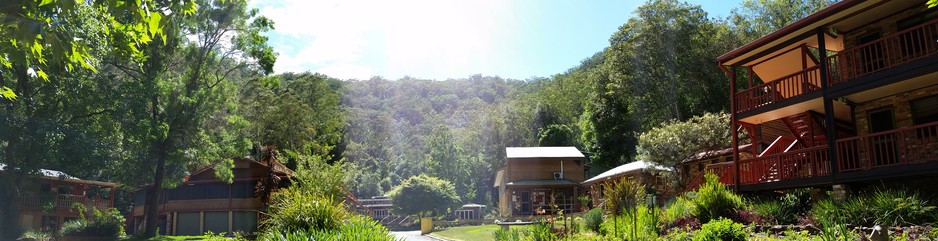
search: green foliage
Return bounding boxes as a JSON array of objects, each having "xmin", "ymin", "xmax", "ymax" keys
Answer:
[
  {"xmin": 538, "ymin": 124, "xmax": 576, "ymax": 146},
  {"xmin": 19, "ymin": 231, "xmax": 53, "ymax": 241},
  {"xmin": 930, "ymin": 0, "xmax": 938, "ymax": 8},
  {"xmin": 637, "ymin": 112, "xmax": 732, "ymax": 187},
  {"xmin": 583, "ymin": 208, "xmax": 604, "ymax": 233},
  {"xmin": 387, "ymin": 174, "xmax": 459, "ymax": 217},
  {"xmin": 263, "ymin": 189, "xmax": 347, "ymax": 232},
  {"xmin": 600, "ymin": 206, "xmax": 659, "ymax": 240},
  {"xmin": 692, "ymin": 172, "xmax": 743, "ymax": 223},
  {"xmin": 288, "ymin": 149, "xmax": 350, "ymax": 203},
  {"xmin": 750, "ymin": 189, "xmax": 812, "ymax": 224},
  {"xmin": 817, "ymin": 188, "xmax": 937, "ymax": 227},
  {"xmin": 493, "ymin": 227, "xmax": 524, "ymax": 241},
  {"xmin": 260, "ymin": 214, "xmax": 399, "ymax": 241},
  {"xmin": 692, "ymin": 218, "xmax": 747, "ymax": 241},
  {"xmin": 60, "ymin": 206, "xmax": 126, "ymax": 237},
  {"xmin": 663, "ymin": 194, "xmax": 697, "ymax": 224},
  {"xmin": 529, "ymin": 221, "xmax": 557, "ymax": 241},
  {"xmin": 812, "ymin": 199, "xmax": 856, "ymax": 241},
  {"xmin": 602, "ymin": 177, "xmax": 645, "ymax": 216}
]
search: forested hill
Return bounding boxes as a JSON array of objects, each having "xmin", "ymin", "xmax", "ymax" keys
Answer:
[
  {"xmin": 341, "ymin": 75, "xmax": 539, "ymax": 202},
  {"xmin": 338, "ymin": 0, "xmax": 836, "ymax": 206}
]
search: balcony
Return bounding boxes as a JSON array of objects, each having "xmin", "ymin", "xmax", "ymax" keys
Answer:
[
  {"xmin": 20, "ymin": 193, "xmax": 114, "ymax": 210},
  {"xmin": 836, "ymin": 121, "xmax": 938, "ymax": 172},
  {"xmin": 734, "ymin": 18, "xmax": 938, "ymax": 114}
]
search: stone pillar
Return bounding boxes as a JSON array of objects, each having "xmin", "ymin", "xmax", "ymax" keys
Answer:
[{"xmin": 832, "ymin": 184, "xmax": 849, "ymax": 200}]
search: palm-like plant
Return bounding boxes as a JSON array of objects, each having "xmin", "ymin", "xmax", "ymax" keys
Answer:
[{"xmin": 602, "ymin": 177, "xmax": 645, "ymax": 239}]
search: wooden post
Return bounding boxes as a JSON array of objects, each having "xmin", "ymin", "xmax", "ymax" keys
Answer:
[
  {"xmin": 818, "ymin": 28, "xmax": 839, "ymax": 181},
  {"xmin": 728, "ymin": 65, "xmax": 741, "ymax": 191}
]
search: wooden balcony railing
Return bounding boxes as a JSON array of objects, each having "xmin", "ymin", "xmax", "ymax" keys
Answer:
[
  {"xmin": 683, "ymin": 161, "xmax": 735, "ymax": 192},
  {"xmin": 735, "ymin": 66, "xmax": 821, "ymax": 113},
  {"xmin": 20, "ymin": 193, "xmax": 114, "ymax": 210},
  {"xmin": 828, "ymin": 18, "xmax": 938, "ymax": 86},
  {"xmin": 734, "ymin": 19, "xmax": 938, "ymax": 114},
  {"xmin": 738, "ymin": 146, "xmax": 830, "ymax": 185},
  {"xmin": 836, "ymin": 121, "xmax": 938, "ymax": 172}
]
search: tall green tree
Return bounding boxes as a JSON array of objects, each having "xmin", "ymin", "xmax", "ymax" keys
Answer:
[
  {"xmin": 636, "ymin": 112, "xmax": 733, "ymax": 188},
  {"xmin": 0, "ymin": 0, "xmax": 196, "ymax": 99},
  {"xmin": 106, "ymin": 0, "xmax": 275, "ymax": 236}
]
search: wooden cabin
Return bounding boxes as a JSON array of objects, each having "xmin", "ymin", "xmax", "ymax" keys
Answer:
[
  {"xmin": 129, "ymin": 157, "xmax": 292, "ymax": 236},
  {"xmin": 716, "ymin": 0, "xmax": 938, "ymax": 192},
  {"xmin": 2, "ymin": 164, "xmax": 118, "ymax": 233},
  {"xmin": 493, "ymin": 147, "xmax": 586, "ymax": 217},
  {"xmin": 581, "ymin": 160, "xmax": 671, "ymax": 208}
]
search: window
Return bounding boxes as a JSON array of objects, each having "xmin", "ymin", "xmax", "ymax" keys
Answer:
[
  {"xmin": 868, "ymin": 108, "xmax": 895, "ymax": 133},
  {"xmin": 857, "ymin": 32, "xmax": 883, "ymax": 73},
  {"xmin": 41, "ymin": 216, "xmax": 57, "ymax": 232},
  {"xmin": 204, "ymin": 211, "xmax": 229, "ymax": 235},
  {"xmin": 897, "ymin": 9, "xmax": 938, "ymax": 59},
  {"xmin": 232, "ymin": 211, "xmax": 258, "ymax": 234},
  {"xmin": 231, "ymin": 181, "xmax": 256, "ymax": 198},
  {"xmin": 175, "ymin": 212, "xmax": 201, "ymax": 236},
  {"xmin": 911, "ymin": 95, "xmax": 938, "ymax": 125}
]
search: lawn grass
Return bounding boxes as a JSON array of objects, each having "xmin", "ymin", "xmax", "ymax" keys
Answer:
[{"xmin": 431, "ymin": 224, "xmax": 505, "ymax": 241}]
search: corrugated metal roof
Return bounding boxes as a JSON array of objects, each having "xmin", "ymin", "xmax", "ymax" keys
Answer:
[
  {"xmin": 506, "ymin": 179, "xmax": 579, "ymax": 186},
  {"xmin": 582, "ymin": 160, "xmax": 671, "ymax": 184},
  {"xmin": 0, "ymin": 163, "xmax": 76, "ymax": 179},
  {"xmin": 506, "ymin": 146, "xmax": 585, "ymax": 159}
]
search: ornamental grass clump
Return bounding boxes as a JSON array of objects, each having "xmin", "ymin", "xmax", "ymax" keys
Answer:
[{"xmin": 260, "ymin": 189, "xmax": 399, "ymax": 241}]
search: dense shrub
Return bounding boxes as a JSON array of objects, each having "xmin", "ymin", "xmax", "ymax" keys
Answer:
[
  {"xmin": 387, "ymin": 174, "xmax": 459, "ymax": 217},
  {"xmin": 263, "ymin": 189, "xmax": 347, "ymax": 231},
  {"xmin": 259, "ymin": 215, "xmax": 398, "ymax": 241},
  {"xmin": 692, "ymin": 173, "xmax": 743, "ymax": 223},
  {"xmin": 663, "ymin": 194, "xmax": 696, "ymax": 223},
  {"xmin": 261, "ymin": 188, "xmax": 398, "ymax": 241},
  {"xmin": 692, "ymin": 218, "xmax": 747, "ymax": 241},
  {"xmin": 583, "ymin": 208, "xmax": 603, "ymax": 233},
  {"xmin": 59, "ymin": 206, "xmax": 125, "ymax": 237},
  {"xmin": 530, "ymin": 220, "xmax": 557, "ymax": 241},
  {"xmin": 816, "ymin": 188, "xmax": 936, "ymax": 227},
  {"xmin": 750, "ymin": 189, "xmax": 812, "ymax": 224}
]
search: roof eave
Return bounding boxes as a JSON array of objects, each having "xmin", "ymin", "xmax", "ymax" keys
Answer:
[{"xmin": 717, "ymin": 0, "xmax": 864, "ymax": 65}]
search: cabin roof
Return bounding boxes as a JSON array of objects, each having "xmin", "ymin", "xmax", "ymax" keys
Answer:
[
  {"xmin": 0, "ymin": 163, "xmax": 119, "ymax": 187},
  {"xmin": 506, "ymin": 146, "xmax": 585, "ymax": 160},
  {"xmin": 582, "ymin": 160, "xmax": 671, "ymax": 185},
  {"xmin": 717, "ymin": 0, "xmax": 863, "ymax": 65},
  {"xmin": 505, "ymin": 179, "xmax": 579, "ymax": 187},
  {"xmin": 682, "ymin": 143, "xmax": 759, "ymax": 163}
]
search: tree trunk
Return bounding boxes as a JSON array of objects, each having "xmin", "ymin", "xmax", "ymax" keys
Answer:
[
  {"xmin": 142, "ymin": 147, "xmax": 167, "ymax": 237},
  {"xmin": 0, "ymin": 65, "xmax": 31, "ymax": 240}
]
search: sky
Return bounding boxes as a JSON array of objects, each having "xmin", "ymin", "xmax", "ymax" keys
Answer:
[{"xmin": 251, "ymin": 0, "xmax": 745, "ymax": 81}]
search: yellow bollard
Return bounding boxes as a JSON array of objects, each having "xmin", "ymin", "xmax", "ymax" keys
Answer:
[{"xmin": 420, "ymin": 217, "xmax": 432, "ymax": 234}]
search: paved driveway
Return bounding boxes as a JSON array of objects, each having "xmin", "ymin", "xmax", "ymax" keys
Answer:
[{"xmin": 391, "ymin": 231, "xmax": 444, "ymax": 241}]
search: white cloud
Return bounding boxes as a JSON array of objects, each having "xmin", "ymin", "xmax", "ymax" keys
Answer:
[{"xmin": 253, "ymin": 0, "xmax": 516, "ymax": 80}]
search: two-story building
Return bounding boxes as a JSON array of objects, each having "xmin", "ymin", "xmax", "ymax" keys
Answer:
[
  {"xmin": 712, "ymin": 0, "xmax": 938, "ymax": 192},
  {"xmin": 1, "ymin": 164, "xmax": 118, "ymax": 233},
  {"xmin": 494, "ymin": 146, "xmax": 586, "ymax": 217},
  {"xmin": 129, "ymin": 157, "xmax": 292, "ymax": 236}
]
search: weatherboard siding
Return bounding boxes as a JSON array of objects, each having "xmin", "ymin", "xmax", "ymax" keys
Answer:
[{"xmin": 507, "ymin": 159, "xmax": 585, "ymax": 182}]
